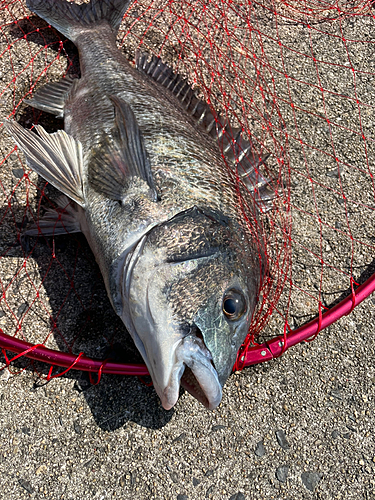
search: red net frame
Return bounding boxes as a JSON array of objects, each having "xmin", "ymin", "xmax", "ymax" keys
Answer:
[{"xmin": 0, "ymin": 0, "xmax": 374, "ymax": 381}]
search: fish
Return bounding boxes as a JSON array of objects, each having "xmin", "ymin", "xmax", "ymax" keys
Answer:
[{"xmin": 4, "ymin": 0, "xmax": 276, "ymax": 410}]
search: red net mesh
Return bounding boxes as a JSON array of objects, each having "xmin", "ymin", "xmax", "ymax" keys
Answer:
[{"xmin": 0, "ymin": 0, "xmax": 374, "ymax": 377}]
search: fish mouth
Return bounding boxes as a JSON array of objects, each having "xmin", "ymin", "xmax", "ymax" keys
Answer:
[
  {"xmin": 180, "ymin": 367, "xmax": 218, "ymax": 409},
  {"xmin": 161, "ymin": 331, "xmax": 222, "ymax": 410}
]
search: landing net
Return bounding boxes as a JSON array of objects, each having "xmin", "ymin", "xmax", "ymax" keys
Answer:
[{"xmin": 0, "ymin": 0, "xmax": 374, "ymax": 379}]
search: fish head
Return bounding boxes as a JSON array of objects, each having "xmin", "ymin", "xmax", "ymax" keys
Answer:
[{"xmin": 122, "ymin": 207, "xmax": 262, "ymax": 410}]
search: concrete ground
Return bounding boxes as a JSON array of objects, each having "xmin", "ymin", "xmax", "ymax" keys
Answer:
[{"xmin": 0, "ymin": 2, "xmax": 374, "ymax": 499}]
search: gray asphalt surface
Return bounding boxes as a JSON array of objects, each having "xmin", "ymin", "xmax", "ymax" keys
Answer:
[{"xmin": 0, "ymin": 2, "xmax": 375, "ymax": 499}]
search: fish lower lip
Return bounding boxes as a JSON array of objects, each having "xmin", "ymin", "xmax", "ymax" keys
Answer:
[
  {"xmin": 161, "ymin": 334, "xmax": 222, "ymax": 410},
  {"xmin": 180, "ymin": 367, "xmax": 212, "ymax": 409}
]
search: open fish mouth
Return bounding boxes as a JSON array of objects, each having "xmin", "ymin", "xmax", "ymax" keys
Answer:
[{"xmin": 161, "ymin": 333, "xmax": 222, "ymax": 410}]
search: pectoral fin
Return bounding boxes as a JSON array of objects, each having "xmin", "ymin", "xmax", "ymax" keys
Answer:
[
  {"xmin": 4, "ymin": 120, "xmax": 85, "ymax": 207},
  {"xmin": 88, "ymin": 96, "xmax": 158, "ymax": 202}
]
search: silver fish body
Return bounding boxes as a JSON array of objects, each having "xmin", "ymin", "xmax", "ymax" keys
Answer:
[{"xmin": 5, "ymin": 0, "xmax": 270, "ymax": 410}]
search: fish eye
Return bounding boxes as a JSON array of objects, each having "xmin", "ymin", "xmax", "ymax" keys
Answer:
[{"xmin": 222, "ymin": 289, "xmax": 247, "ymax": 320}]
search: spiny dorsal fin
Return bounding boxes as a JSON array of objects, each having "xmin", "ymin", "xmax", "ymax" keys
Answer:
[
  {"xmin": 4, "ymin": 120, "xmax": 85, "ymax": 206},
  {"xmin": 88, "ymin": 96, "xmax": 158, "ymax": 203},
  {"xmin": 135, "ymin": 52, "xmax": 218, "ymax": 139},
  {"xmin": 27, "ymin": 76, "xmax": 76, "ymax": 118},
  {"xmin": 135, "ymin": 52, "xmax": 278, "ymax": 211}
]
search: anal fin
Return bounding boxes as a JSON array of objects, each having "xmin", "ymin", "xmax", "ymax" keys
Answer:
[{"xmin": 27, "ymin": 76, "xmax": 76, "ymax": 118}]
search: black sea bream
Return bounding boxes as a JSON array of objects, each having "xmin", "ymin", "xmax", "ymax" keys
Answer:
[{"xmin": 5, "ymin": 0, "xmax": 274, "ymax": 410}]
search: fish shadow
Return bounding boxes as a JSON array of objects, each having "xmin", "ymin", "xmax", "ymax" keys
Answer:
[
  {"xmin": 0, "ymin": 205, "xmax": 175, "ymax": 430},
  {"xmin": 8, "ymin": 15, "xmax": 80, "ymax": 78},
  {"xmin": 2, "ymin": 16, "xmax": 174, "ymax": 430}
]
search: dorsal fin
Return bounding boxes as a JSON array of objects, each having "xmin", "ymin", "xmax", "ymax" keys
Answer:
[
  {"xmin": 135, "ymin": 52, "xmax": 218, "ymax": 139},
  {"xmin": 135, "ymin": 52, "xmax": 278, "ymax": 211}
]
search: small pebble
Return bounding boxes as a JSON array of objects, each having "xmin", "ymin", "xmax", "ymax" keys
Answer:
[
  {"xmin": 331, "ymin": 430, "xmax": 340, "ymax": 439},
  {"xmin": 229, "ymin": 493, "xmax": 245, "ymax": 500},
  {"xmin": 330, "ymin": 390, "xmax": 342, "ymax": 400},
  {"xmin": 83, "ymin": 458, "xmax": 94, "ymax": 468},
  {"xmin": 205, "ymin": 469, "xmax": 214, "ymax": 477},
  {"xmin": 326, "ymin": 169, "xmax": 339, "ymax": 178},
  {"xmin": 177, "ymin": 495, "xmax": 188, "ymax": 500},
  {"xmin": 170, "ymin": 472, "xmax": 179, "ymax": 483},
  {"xmin": 206, "ymin": 485, "xmax": 214, "ymax": 497},
  {"xmin": 17, "ymin": 302, "xmax": 28, "ymax": 317},
  {"xmin": 276, "ymin": 465, "xmax": 289, "ymax": 483},
  {"xmin": 172, "ymin": 432, "xmax": 186, "ymax": 443},
  {"xmin": 275, "ymin": 429, "xmax": 290, "ymax": 450},
  {"xmin": 301, "ymin": 472, "xmax": 323, "ymax": 491},
  {"xmin": 0, "ymin": 311, "xmax": 4, "ymax": 318},
  {"xmin": 12, "ymin": 168, "xmax": 25, "ymax": 179},
  {"xmin": 21, "ymin": 427, "xmax": 30, "ymax": 435},
  {"xmin": 18, "ymin": 479, "xmax": 33, "ymax": 494},
  {"xmin": 73, "ymin": 420, "xmax": 82, "ymax": 434},
  {"xmin": 254, "ymin": 440, "xmax": 266, "ymax": 457},
  {"xmin": 193, "ymin": 477, "xmax": 200, "ymax": 487},
  {"xmin": 211, "ymin": 425, "xmax": 226, "ymax": 432},
  {"xmin": 36, "ymin": 465, "xmax": 47, "ymax": 475}
]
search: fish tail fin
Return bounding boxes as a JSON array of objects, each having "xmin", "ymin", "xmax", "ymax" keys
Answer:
[{"xmin": 26, "ymin": 0, "xmax": 132, "ymax": 42}]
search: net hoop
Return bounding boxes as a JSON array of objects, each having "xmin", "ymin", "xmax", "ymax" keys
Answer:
[{"xmin": 1, "ymin": 271, "xmax": 374, "ymax": 378}]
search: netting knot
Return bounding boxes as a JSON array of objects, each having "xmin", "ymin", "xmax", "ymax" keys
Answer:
[
  {"xmin": 46, "ymin": 352, "xmax": 85, "ymax": 381},
  {"xmin": 88, "ymin": 360, "xmax": 108, "ymax": 386},
  {"xmin": 348, "ymin": 277, "xmax": 357, "ymax": 314}
]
